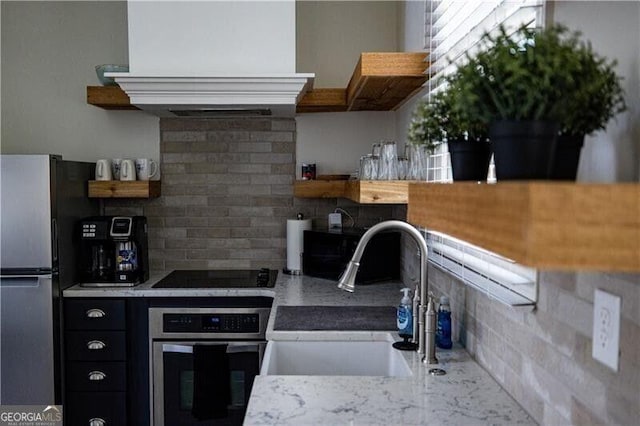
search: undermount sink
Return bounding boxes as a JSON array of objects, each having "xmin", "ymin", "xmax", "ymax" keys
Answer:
[{"xmin": 260, "ymin": 334, "xmax": 413, "ymax": 377}]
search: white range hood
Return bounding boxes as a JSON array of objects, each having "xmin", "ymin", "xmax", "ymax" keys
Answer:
[
  {"xmin": 107, "ymin": 74, "xmax": 314, "ymax": 117},
  {"xmin": 108, "ymin": 1, "xmax": 314, "ymax": 117}
]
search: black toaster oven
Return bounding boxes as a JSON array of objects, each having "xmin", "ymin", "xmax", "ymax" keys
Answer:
[{"xmin": 302, "ymin": 228, "xmax": 400, "ymax": 284}]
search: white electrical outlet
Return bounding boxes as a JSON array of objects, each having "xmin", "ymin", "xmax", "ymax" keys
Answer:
[{"xmin": 592, "ymin": 289, "xmax": 621, "ymax": 371}]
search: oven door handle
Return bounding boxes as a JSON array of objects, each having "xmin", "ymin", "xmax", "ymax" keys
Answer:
[{"xmin": 161, "ymin": 343, "xmax": 262, "ymax": 354}]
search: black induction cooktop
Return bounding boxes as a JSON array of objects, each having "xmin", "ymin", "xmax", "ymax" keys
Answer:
[{"xmin": 152, "ymin": 269, "xmax": 277, "ymax": 289}]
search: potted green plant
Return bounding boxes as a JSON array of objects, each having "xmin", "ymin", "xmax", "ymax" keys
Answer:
[
  {"xmin": 406, "ymin": 94, "xmax": 444, "ymax": 181},
  {"xmin": 408, "ymin": 89, "xmax": 491, "ymax": 181},
  {"xmin": 450, "ymin": 25, "xmax": 587, "ymax": 180},
  {"xmin": 552, "ymin": 41, "xmax": 626, "ymax": 179},
  {"xmin": 407, "ymin": 93, "xmax": 447, "ymax": 154}
]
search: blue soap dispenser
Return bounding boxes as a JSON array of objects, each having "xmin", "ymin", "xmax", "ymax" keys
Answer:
[
  {"xmin": 397, "ymin": 288, "xmax": 413, "ymax": 338},
  {"xmin": 436, "ymin": 296, "xmax": 453, "ymax": 349},
  {"xmin": 393, "ymin": 288, "xmax": 418, "ymax": 351}
]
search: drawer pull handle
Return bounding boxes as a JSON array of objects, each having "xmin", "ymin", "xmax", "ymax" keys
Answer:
[
  {"xmin": 86, "ymin": 309, "xmax": 106, "ymax": 318},
  {"xmin": 87, "ymin": 340, "xmax": 106, "ymax": 350},
  {"xmin": 88, "ymin": 371, "xmax": 106, "ymax": 381},
  {"xmin": 89, "ymin": 418, "xmax": 106, "ymax": 426}
]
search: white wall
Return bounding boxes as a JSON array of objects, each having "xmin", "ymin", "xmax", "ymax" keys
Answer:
[
  {"xmin": 295, "ymin": 1, "xmax": 400, "ymax": 176},
  {"xmin": 394, "ymin": 0, "xmax": 428, "ymax": 151},
  {"xmin": 551, "ymin": 1, "xmax": 640, "ymax": 182},
  {"xmin": 394, "ymin": 0, "xmax": 640, "ymax": 182},
  {"xmin": 296, "ymin": 111, "xmax": 396, "ymax": 175},
  {"xmin": 1, "ymin": 1, "xmax": 159, "ymax": 163},
  {"xmin": 296, "ymin": 1, "xmax": 399, "ymax": 87}
]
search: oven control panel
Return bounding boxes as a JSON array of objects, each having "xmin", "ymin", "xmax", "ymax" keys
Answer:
[{"xmin": 163, "ymin": 313, "xmax": 260, "ymax": 334}]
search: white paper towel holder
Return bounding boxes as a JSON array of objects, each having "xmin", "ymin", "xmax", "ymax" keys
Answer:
[{"xmin": 283, "ymin": 213, "xmax": 308, "ymax": 275}]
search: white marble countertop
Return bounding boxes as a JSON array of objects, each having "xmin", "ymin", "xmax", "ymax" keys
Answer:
[
  {"xmin": 63, "ymin": 271, "xmax": 277, "ymax": 298},
  {"xmin": 63, "ymin": 271, "xmax": 535, "ymax": 425},
  {"xmin": 247, "ymin": 274, "xmax": 535, "ymax": 425}
]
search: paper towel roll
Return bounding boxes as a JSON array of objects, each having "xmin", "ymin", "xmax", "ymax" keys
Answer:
[{"xmin": 286, "ymin": 218, "xmax": 312, "ymax": 272}]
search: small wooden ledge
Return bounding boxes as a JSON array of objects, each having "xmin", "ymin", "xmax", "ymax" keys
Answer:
[
  {"xmin": 87, "ymin": 86, "xmax": 139, "ymax": 110},
  {"xmin": 294, "ymin": 180, "xmax": 410, "ymax": 204},
  {"xmin": 296, "ymin": 89, "xmax": 348, "ymax": 113},
  {"xmin": 88, "ymin": 180, "xmax": 161, "ymax": 198},
  {"xmin": 294, "ymin": 180, "xmax": 347, "ymax": 199}
]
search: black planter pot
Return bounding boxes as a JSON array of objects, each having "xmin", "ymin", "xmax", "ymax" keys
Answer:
[
  {"xmin": 550, "ymin": 133, "xmax": 585, "ymax": 180},
  {"xmin": 489, "ymin": 120, "xmax": 559, "ymax": 180},
  {"xmin": 447, "ymin": 139, "xmax": 492, "ymax": 181}
]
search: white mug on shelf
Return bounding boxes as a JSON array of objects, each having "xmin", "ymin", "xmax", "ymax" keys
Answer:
[
  {"xmin": 111, "ymin": 158, "xmax": 122, "ymax": 180},
  {"xmin": 135, "ymin": 158, "xmax": 158, "ymax": 181},
  {"xmin": 95, "ymin": 159, "xmax": 112, "ymax": 181},
  {"xmin": 120, "ymin": 159, "xmax": 136, "ymax": 181}
]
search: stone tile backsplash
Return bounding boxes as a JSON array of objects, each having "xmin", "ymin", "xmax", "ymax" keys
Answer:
[
  {"xmin": 104, "ymin": 117, "xmax": 398, "ymax": 271},
  {"xmin": 398, "ymin": 223, "xmax": 638, "ymax": 424},
  {"xmin": 423, "ymin": 264, "xmax": 640, "ymax": 425}
]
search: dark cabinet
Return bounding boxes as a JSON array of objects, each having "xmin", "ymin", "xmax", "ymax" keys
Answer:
[
  {"xmin": 66, "ymin": 361, "xmax": 126, "ymax": 392},
  {"xmin": 64, "ymin": 299, "xmax": 128, "ymax": 425},
  {"xmin": 65, "ymin": 331, "xmax": 126, "ymax": 361},
  {"xmin": 65, "ymin": 299, "xmax": 126, "ymax": 330},
  {"xmin": 65, "ymin": 392, "xmax": 126, "ymax": 426}
]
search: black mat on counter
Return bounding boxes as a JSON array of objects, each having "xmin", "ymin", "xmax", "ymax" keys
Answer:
[{"xmin": 273, "ymin": 306, "xmax": 397, "ymax": 331}]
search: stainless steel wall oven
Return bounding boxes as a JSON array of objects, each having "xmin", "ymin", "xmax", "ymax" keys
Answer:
[{"xmin": 149, "ymin": 306, "xmax": 270, "ymax": 425}]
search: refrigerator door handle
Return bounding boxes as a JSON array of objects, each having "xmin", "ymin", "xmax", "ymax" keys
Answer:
[
  {"xmin": 0, "ymin": 275, "xmax": 53, "ymax": 285},
  {"xmin": 51, "ymin": 218, "xmax": 58, "ymax": 263}
]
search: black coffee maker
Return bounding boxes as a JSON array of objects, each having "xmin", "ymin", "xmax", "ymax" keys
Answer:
[{"xmin": 78, "ymin": 216, "xmax": 149, "ymax": 286}]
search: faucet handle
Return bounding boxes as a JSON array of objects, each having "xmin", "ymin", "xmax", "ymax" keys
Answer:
[{"xmin": 424, "ymin": 292, "xmax": 439, "ymax": 365}]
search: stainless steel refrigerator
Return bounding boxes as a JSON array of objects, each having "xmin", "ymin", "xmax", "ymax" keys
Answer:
[{"xmin": 0, "ymin": 154, "xmax": 99, "ymax": 404}]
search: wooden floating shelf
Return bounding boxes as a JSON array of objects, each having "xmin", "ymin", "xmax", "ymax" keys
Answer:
[
  {"xmin": 294, "ymin": 180, "xmax": 410, "ymax": 204},
  {"xmin": 298, "ymin": 52, "xmax": 428, "ymax": 113},
  {"xmin": 87, "ymin": 86, "xmax": 139, "ymax": 110},
  {"xmin": 87, "ymin": 52, "xmax": 428, "ymax": 113},
  {"xmin": 88, "ymin": 180, "xmax": 161, "ymax": 198},
  {"xmin": 346, "ymin": 52, "xmax": 428, "ymax": 112},
  {"xmin": 408, "ymin": 182, "xmax": 640, "ymax": 272},
  {"xmin": 296, "ymin": 88, "xmax": 348, "ymax": 113}
]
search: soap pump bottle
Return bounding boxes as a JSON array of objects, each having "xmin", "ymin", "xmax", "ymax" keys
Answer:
[
  {"xmin": 397, "ymin": 288, "xmax": 413, "ymax": 338},
  {"xmin": 392, "ymin": 288, "xmax": 417, "ymax": 351},
  {"xmin": 436, "ymin": 296, "xmax": 453, "ymax": 349}
]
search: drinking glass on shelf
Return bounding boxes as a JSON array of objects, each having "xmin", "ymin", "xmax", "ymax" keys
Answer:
[
  {"xmin": 419, "ymin": 144, "xmax": 432, "ymax": 181},
  {"xmin": 397, "ymin": 157, "xmax": 409, "ymax": 180},
  {"xmin": 379, "ymin": 141, "xmax": 398, "ymax": 180},
  {"xmin": 371, "ymin": 155, "xmax": 380, "ymax": 180},
  {"xmin": 359, "ymin": 154, "xmax": 378, "ymax": 180},
  {"xmin": 405, "ymin": 145, "xmax": 416, "ymax": 180},
  {"xmin": 407, "ymin": 144, "xmax": 428, "ymax": 181},
  {"xmin": 372, "ymin": 142, "xmax": 382, "ymax": 157}
]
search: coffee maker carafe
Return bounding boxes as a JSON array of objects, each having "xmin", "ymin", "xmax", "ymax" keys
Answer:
[{"xmin": 78, "ymin": 216, "xmax": 149, "ymax": 287}]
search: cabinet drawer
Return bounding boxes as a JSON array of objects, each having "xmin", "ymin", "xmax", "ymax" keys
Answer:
[
  {"xmin": 66, "ymin": 331, "xmax": 126, "ymax": 361},
  {"xmin": 66, "ymin": 361, "xmax": 126, "ymax": 392},
  {"xmin": 66, "ymin": 392, "xmax": 126, "ymax": 426},
  {"xmin": 65, "ymin": 299, "xmax": 125, "ymax": 330}
]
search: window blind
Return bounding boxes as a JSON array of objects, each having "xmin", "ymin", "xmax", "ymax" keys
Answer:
[
  {"xmin": 423, "ymin": 0, "xmax": 545, "ymax": 182},
  {"xmin": 426, "ymin": 231, "xmax": 538, "ymax": 306},
  {"xmin": 425, "ymin": 0, "xmax": 545, "ymax": 88}
]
